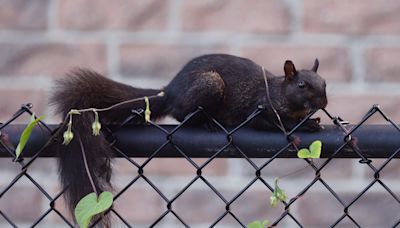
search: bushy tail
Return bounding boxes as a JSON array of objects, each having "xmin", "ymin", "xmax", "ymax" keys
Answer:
[
  {"xmin": 49, "ymin": 69, "xmax": 166, "ymax": 226},
  {"xmin": 56, "ymin": 110, "xmax": 113, "ymax": 227}
]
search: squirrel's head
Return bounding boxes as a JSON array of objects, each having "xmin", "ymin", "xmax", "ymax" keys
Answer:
[{"xmin": 282, "ymin": 59, "xmax": 327, "ymax": 114}]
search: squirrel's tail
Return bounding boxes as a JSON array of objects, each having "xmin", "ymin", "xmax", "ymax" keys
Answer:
[{"xmin": 49, "ymin": 69, "xmax": 165, "ymax": 227}]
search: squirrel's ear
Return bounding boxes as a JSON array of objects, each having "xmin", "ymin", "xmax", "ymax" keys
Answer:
[
  {"xmin": 312, "ymin": 58, "xmax": 319, "ymax": 72},
  {"xmin": 284, "ymin": 60, "xmax": 297, "ymax": 80}
]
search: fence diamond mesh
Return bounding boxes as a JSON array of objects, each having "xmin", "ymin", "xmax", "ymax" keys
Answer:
[{"xmin": 0, "ymin": 103, "xmax": 399, "ymax": 227}]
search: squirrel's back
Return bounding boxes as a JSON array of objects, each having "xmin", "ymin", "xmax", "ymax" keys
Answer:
[{"xmin": 163, "ymin": 54, "xmax": 273, "ymax": 124}]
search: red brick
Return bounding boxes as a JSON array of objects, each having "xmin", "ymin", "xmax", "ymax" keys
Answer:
[
  {"xmin": 113, "ymin": 186, "xmax": 164, "ymax": 224},
  {"xmin": 114, "ymin": 158, "xmax": 227, "ymax": 176},
  {"xmin": 0, "ymin": 161, "xmax": 17, "ymax": 179},
  {"xmin": 50, "ymin": 194, "xmax": 74, "ymax": 224},
  {"xmin": 182, "ymin": 0, "xmax": 290, "ymax": 33},
  {"xmin": 322, "ymin": 95, "xmax": 400, "ymax": 124},
  {"xmin": 247, "ymin": 159, "xmax": 353, "ymax": 180},
  {"xmin": 172, "ymin": 185, "xmax": 294, "ymax": 226},
  {"xmin": 249, "ymin": 158, "xmax": 314, "ymax": 179},
  {"xmin": 241, "ymin": 45, "xmax": 351, "ymax": 82},
  {"xmin": 0, "ymin": 0, "xmax": 48, "ymax": 30},
  {"xmin": 0, "ymin": 89, "xmax": 46, "ymax": 122},
  {"xmin": 295, "ymin": 189, "xmax": 400, "ymax": 227},
  {"xmin": 23, "ymin": 158, "xmax": 58, "ymax": 173},
  {"xmin": 302, "ymin": 0, "xmax": 400, "ymax": 34},
  {"xmin": 0, "ymin": 186, "xmax": 44, "ymax": 222},
  {"xmin": 230, "ymin": 187, "xmax": 287, "ymax": 226},
  {"xmin": 59, "ymin": 0, "xmax": 168, "ymax": 30},
  {"xmin": 0, "ymin": 43, "xmax": 106, "ymax": 76},
  {"xmin": 318, "ymin": 159, "xmax": 355, "ymax": 179},
  {"xmin": 119, "ymin": 44, "xmax": 229, "ymax": 79},
  {"xmin": 295, "ymin": 191, "xmax": 347, "ymax": 226},
  {"xmin": 51, "ymin": 185, "xmax": 165, "ymax": 225},
  {"xmin": 343, "ymin": 191, "xmax": 399, "ymax": 227},
  {"xmin": 174, "ymin": 188, "xmax": 226, "ymax": 224},
  {"xmin": 365, "ymin": 47, "xmax": 400, "ymax": 82},
  {"xmin": 365, "ymin": 159, "xmax": 400, "ymax": 180}
]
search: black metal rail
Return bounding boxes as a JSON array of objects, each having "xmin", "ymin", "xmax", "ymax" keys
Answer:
[{"xmin": 1, "ymin": 124, "xmax": 400, "ymax": 158}]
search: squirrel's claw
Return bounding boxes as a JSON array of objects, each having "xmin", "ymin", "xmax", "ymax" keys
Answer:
[{"xmin": 302, "ymin": 118, "xmax": 324, "ymax": 132}]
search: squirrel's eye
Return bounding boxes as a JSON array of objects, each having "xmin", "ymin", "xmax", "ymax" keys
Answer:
[{"xmin": 298, "ymin": 81, "xmax": 305, "ymax": 88}]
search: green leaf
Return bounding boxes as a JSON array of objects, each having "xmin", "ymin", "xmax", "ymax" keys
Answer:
[
  {"xmin": 275, "ymin": 186, "xmax": 287, "ymax": 201},
  {"xmin": 297, "ymin": 148, "xmax": 311, "ymax": 158},
  {"xmin": 297, "ymin": 140, "xmax": 322, "ymax": 159},
  {"xmin": 247, "ymin": 220, "xmax": 263, "ymax": 228},
  {"xmin": 309, "ymin": 140, "xmax": 322, "ymax": 157},
  {"xmin": 270, "ymin": 178, "xmax": 286, "ymax": 208},
  {"xmin": 247, "ymin": 219, "xmax": 269, "ymax": 228},
  {"xmin": 15, "ymin": 114, "xmax": 45, "ymax": 159},
  {"xmin": 74, "ymin": 191, "xmax": 113, "ymax": 228},
  {"xmin": 270, "ymin": 195, "xmax": 278, "ymax": 208}
]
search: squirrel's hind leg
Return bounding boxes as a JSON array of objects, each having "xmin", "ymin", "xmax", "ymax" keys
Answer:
[{"xmin": 169, "ymin": 71, "xmax": 225, "ymax": 126}]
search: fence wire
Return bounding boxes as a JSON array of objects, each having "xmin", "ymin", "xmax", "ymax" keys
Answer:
[{"xmin": 0, "ymin": 103, "xmax": 400, "ymax": 227}]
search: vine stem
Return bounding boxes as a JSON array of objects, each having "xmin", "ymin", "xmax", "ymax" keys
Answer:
[
  {"xmin": 56, "ymin": 92, "xmax": 164, "ymax": 146},
  {"xmin": 262, "ymin": 67, "xmax": 286, "ymax": 134},
  {"xmin": 69, "ymin": 92, "xmax": 164, "ymax": 114},
  {"xmin": 262, "ymin": 67, "xmax": 314, "ymax": 178},
  {"xmin": 277, "ymin": 163, "xmax": 312, "ymax": 179},
  {"xmin": 63, "ymin": 92, "xmax": 164, "ymax": 197},
  {"xmin": 262, "ymin": 67, "xmax": 295, "ymax": 147},
  {"xmin": 78, "ymin": 134, "xmax": 98, "ymax": 196}
]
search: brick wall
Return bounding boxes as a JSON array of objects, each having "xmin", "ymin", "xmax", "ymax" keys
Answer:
[{"xmin": 1, "ymin": 0, "xmax": 400, "ymax": 227}]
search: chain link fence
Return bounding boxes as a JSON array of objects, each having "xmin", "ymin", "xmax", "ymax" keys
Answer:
[{"xmin": 1, "ymin": 103, "xmax": 400, "ymax": 227}]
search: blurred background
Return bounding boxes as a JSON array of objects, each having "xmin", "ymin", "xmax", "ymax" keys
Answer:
[{"xmin": 0, "ymin": 0, "xmax": 400, "ymax": 227}]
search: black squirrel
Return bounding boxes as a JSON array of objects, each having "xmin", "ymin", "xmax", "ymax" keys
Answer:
[{"xmin": 49, "ymin": 54, "xmax": 327, "ymax": 226}]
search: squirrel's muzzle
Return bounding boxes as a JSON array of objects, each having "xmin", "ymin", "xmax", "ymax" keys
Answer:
[{"xmin": 312, "ymin": 95, "xmax": 328, "ymax": 110}]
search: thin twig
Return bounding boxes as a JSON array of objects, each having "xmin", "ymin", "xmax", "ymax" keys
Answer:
[
  {"xmin": 262, "ymin": 67, "xmax": 314, "ymax": 176},
  {"xmin": 78, "ymin": 134, "xmax": 98, "ymax": 196},
  {"xmin": 262, "ymin": 67, "xmax": 286, "ymax": 134},
  {"xmin": 71, "ymin": 92, "xmax": 164, "ymax": 114},
  {"xmin": 51, "ymin": 92, "xmax": 163, "ymax": 156},
  {"xmin": 278, "ymin": 164, "xmax": 311, "ymax": 179}
]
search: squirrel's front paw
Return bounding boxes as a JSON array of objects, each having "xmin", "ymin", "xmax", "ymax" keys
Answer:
[{"xmin": 302, "ymin": 117, "xmax": 323, "ymax": 132}]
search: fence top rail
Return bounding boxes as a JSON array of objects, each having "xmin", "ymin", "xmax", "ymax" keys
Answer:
[{"xmin": 1, "ymin": 124, "xmax": 399, "ymax": 158}]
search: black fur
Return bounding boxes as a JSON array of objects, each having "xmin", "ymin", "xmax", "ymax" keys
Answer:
[
  {"xmin": 50, "ymin": 54, "xmax": 327, "ymax": 226},
  {"xmin": 164, "ymin": 54, "xmax": 327, "ymax": 127},
  {"xmin": 50, "ymin": 70, "xmax": 164, "ymax": 227}
]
